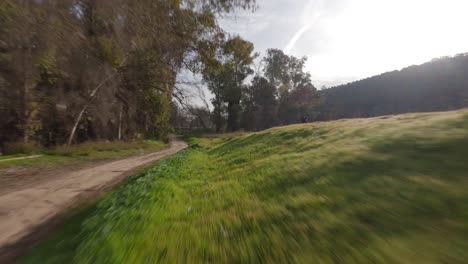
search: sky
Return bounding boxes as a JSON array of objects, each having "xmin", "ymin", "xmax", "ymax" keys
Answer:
[{"xmin": 219, "ymin": 0, "xmax": 468, "ymax": 88}]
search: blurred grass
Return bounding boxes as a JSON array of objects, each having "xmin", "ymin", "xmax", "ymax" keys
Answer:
[
  {"xmin": 2, "ymin": 141, "xmax": 42, "ymax": 155},
  {"xmin": 0, "ymin": 154, "xmax": 29, "ymax": 160},
  {"xmin": 22, "ymin": 110, "xmax": 468, "ymax": 263},
  {"xmin": 0, "ymin": 140, "xmax": 168, "ymax": 169}
]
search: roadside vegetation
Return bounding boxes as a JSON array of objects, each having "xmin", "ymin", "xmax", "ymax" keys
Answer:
[
  {"xmin": 0, "ymin": 140, "xmax": 167, "ymax": 169},
  {"xmin": 22, "ymin": 109, "xmax": 468, "ymax": 263}
]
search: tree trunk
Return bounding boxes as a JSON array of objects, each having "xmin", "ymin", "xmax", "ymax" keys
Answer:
[
  {"xmin": 215, "ymin": 109, "xmax": 222, "ymax": 133},
  {"xmin": 23, "ymin": 81, "xmax": 30, "ymax": 143},
  {"xmin": 118, "ymin": 103, "xmax": 123, "ymax": 140},
  {"xmin": 66, "ymin": 73, "xmax": 115, "ymax": 145},
  {"xmin": 66, "ymin": 57, "xmax": 127, "ymax": 145},
  {"xmin": 22, "ymin": 48, "xmax": 31, "ymax": 143},
  {"xmin": 67, "ymin": 104, "xmax": 89, "ymax": 145},
  {"xmin": 227, "ymin": 101, "xmax": 240, "ymax": 132},
  {"xmin": 21, "ymin": 0, "xmax": 31, "ymax": 143}
]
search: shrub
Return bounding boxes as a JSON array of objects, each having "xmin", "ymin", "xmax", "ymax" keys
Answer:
[
  {"xmin": 49, "ymin": 141, "xmax": 120, "ymax": 156},
  {"xmin": 45, "ymin": 140, "xmax": 155, "ymax": 156},
  {"xmin": 3, "ymin": 141, "xmax": 42, "ymax": 155}
]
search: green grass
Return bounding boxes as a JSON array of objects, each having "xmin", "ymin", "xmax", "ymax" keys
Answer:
[
  {"xmin": 0, "ymin": 153, "xmax": 29, "ymax": 160},
  {"xmin": 22, "ymin": 110, "xmax": 468, "ymax": 263},
  {"xmin": 0, "ymin": 140, "xmax": 168, "ymax": 169}
]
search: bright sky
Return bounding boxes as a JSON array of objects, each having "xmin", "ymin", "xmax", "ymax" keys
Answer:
[{"xmin": 220, "ymin": 0, "xmax": 468, "ymax": 88}]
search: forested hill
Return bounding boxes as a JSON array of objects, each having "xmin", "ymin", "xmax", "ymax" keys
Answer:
[{"xmin": 316, "ymin": 53, "xmax": 468, "ymax": 120}]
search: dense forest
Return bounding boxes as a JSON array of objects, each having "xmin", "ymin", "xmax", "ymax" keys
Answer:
[
  {"xmin": 316, "ymin": 53, "xmax": 468, "ymax": 120},
  {"xmin": 1, "ymin": 1, "xmax": 467, "ymax": 150},
  {"xmin": 0, "ymin": 0, "xmax": 321, "ymax": 149},
  {"xmin": 0, "ymin": 0, "xmax": 258, "ymax": 147}
]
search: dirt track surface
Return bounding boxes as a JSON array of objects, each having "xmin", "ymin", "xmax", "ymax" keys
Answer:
[{"xmin": 0, "ymin": 139, "xmax": 187, "ymax": 259}]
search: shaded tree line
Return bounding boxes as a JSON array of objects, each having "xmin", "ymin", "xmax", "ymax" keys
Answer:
[
  {"xmin": 198, "ymin": 47, "xmax": 321, "ymax": 132},
  {"xmin": 316, "ymin": 53, "xmax": 468, "ymax": 120},
  {"xmin": 0, "ymin": 0, "xmax": 255, "ymax": 147},
  {"xmin": 4, "ymin": 1, "xmax": 466, "ymax": 148}
]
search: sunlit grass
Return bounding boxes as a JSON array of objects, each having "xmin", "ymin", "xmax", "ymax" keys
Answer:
[{"xmin": 22, "ymin": 109, "xmax": 468, "ymax": 263}]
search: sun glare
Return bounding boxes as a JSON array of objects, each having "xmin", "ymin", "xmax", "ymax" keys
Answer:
[{"xmin": 304, "ymin": 0, "xmax": 468, "ymax": 86}]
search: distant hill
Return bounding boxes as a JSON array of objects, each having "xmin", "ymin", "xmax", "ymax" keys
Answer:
[{"xmin": 316, "ymin": 53, "xmax": 468, "ymax": 120}]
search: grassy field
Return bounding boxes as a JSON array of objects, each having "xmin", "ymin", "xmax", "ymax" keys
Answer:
[
  {"xmin": 0, "ymin": 140, "xmax": 168, "ymax": 169},
  {"xmin": 22, "ymin": 110, "xmax": 468, "ymax": 263}
]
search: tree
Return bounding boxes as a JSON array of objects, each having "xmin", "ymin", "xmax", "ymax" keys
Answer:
[
  {"xmin": 242, "ymin": 76, "xmax": 277, "ymax": 130},
  {"xmin": 262, "ymin": 49, "xmax": 320, "ymax": 125},
  {"xmin": 288, "ymin": 83, "xmax": 320, "ymax": 123},
  {"xmin": 222, "ymin": 36, "xmax": 256, "ymax": 131},
  {"xmin": 264, "ymin": 49, "xmax": 291, "ymax": 88},
  {"xmin": 0, "ymin": 0, "xmax": 256, "ymax": 148},
  {"xmin": 200, "ymin": 35, "xmax": 256, "ymax": 132}
]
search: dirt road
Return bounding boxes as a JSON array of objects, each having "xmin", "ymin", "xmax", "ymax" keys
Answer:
[{"xmin": 0, "ymin": 138, "xmax": 187, "ymax": 260}]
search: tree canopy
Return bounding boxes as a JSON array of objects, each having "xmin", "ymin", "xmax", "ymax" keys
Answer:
[
  {"xmin": 0, "ymin": 0, "xmax": 325, "ymax": 148},
  {"xmin": 0, "ymin": 0, "xmax": 256, "ymax": 146}
]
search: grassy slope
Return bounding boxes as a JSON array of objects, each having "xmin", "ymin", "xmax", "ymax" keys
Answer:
[
  {"xmin": 0, "ymin": 140, "xmax": 167, "ymax": 169},
  {"xmin": 22, "ymin": 110, "xmax": 468, "ymax": 263}
]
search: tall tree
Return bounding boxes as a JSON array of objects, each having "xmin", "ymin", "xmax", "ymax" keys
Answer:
[
  {"xmin": 242, "ymin": 76, "xmax": 277, "ymax": 131},
  {"xmin": 222, "ymin": 36, "xmax": 256, "ymax": 131},
  {"xmin": 262, "ymin": 49, "xmax": 320, "ymax": 125},
  {"xmin": 0, "ymin": 0, "xmax": 256, "ymax": 147},
  {"xmin": 200, "ymin": 35, "xmax": 256, "ymax": 132}
]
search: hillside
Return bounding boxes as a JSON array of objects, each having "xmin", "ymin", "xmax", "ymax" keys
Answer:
[
  {"xmin": 23, "ymin": 109, "xmax": 468, "ymax": 263},
  {"xmin": 317, "ymin": 54, "xmax": 468, "ymax": 120}
]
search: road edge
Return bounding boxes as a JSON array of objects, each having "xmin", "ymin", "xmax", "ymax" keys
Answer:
[{"xmin": 0, "ymin": 139, "xmax": 187, "ymax": 263}]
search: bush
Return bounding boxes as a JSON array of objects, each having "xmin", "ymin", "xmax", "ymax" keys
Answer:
[
  {"xmin": 45, "ymin": 140, "xmax": 159, "ymax": 157},
  {"xmin": 3, "ymin": 141, "xmax": 42, "ymax": 155},
  {"xmin": 47, "ymin": 141, "xmax": 131, "ymax": 156}
]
